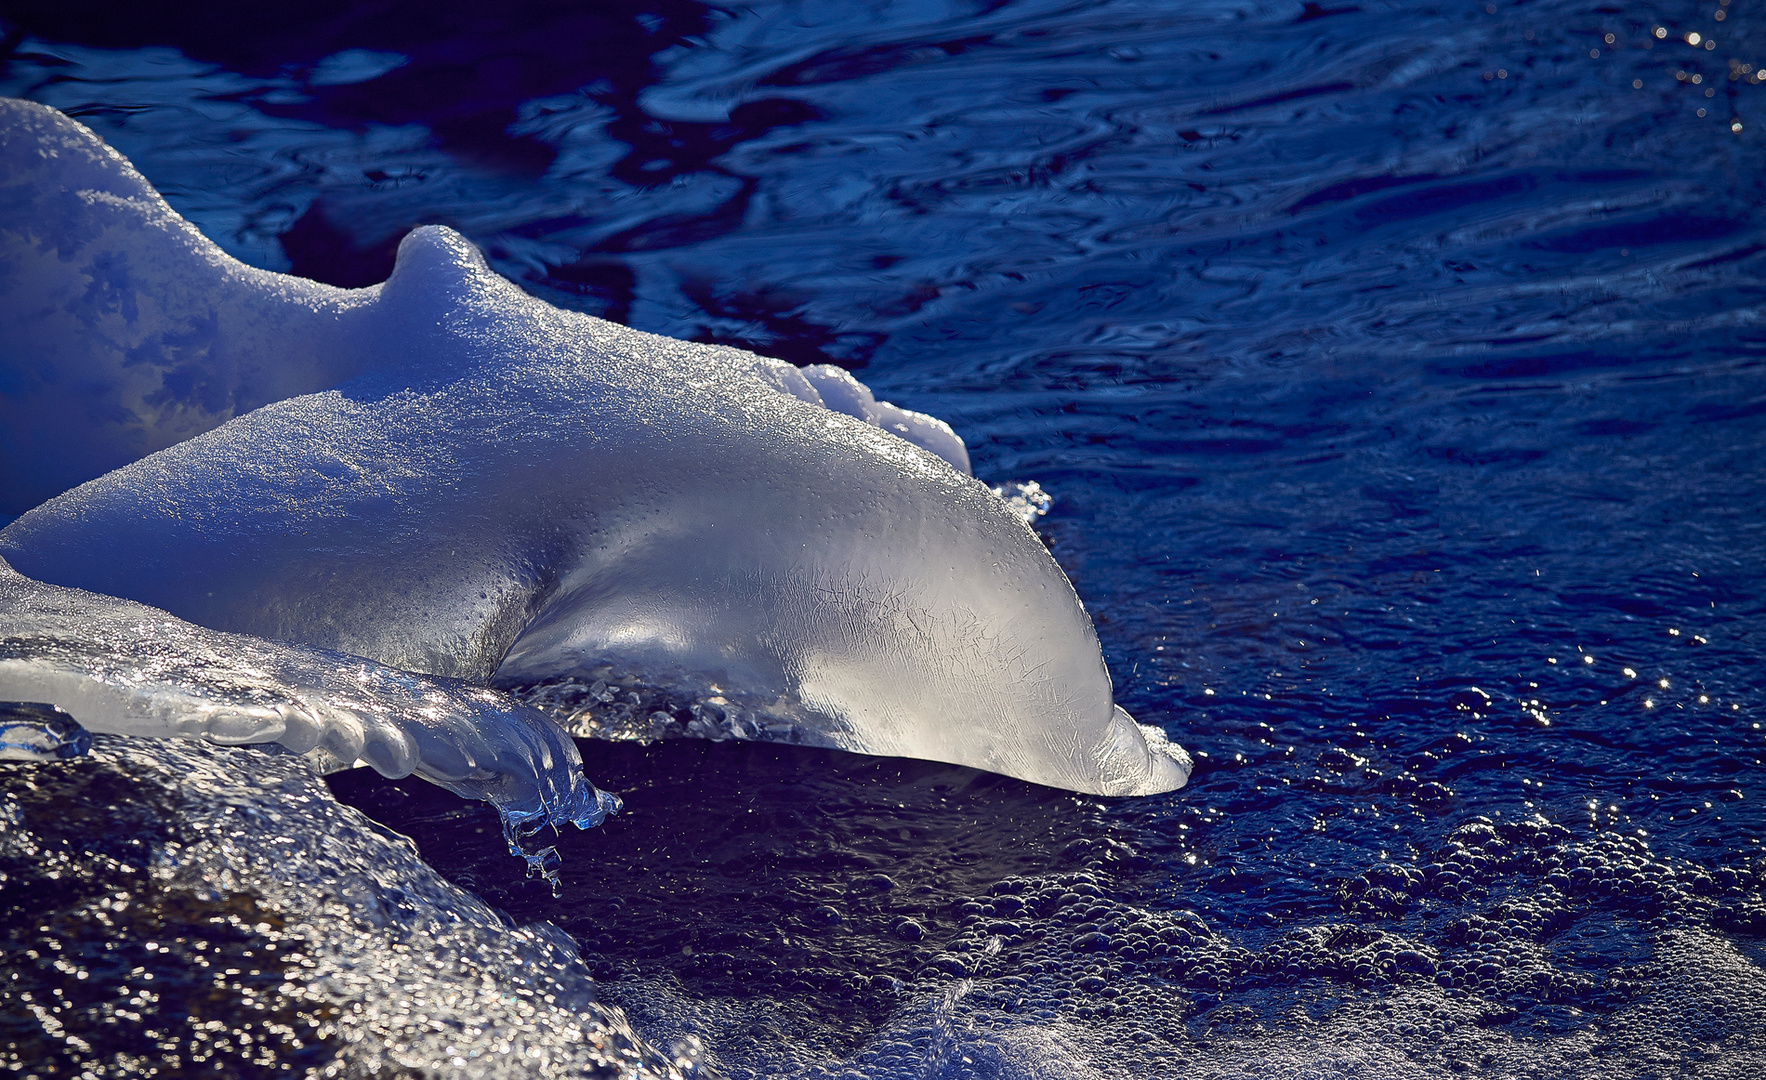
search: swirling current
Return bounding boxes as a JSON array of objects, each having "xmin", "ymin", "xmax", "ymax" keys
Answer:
[{"xmin": 2, "ymin": 1, "xmax": 1765, "ymax": 1077}]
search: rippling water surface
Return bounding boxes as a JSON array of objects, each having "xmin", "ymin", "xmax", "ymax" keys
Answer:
[{"xmin": 4, "ymin": 1, "xmax": 1765, "ymax": 1077}]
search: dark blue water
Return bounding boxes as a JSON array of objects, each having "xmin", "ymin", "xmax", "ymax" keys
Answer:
[{"xmin": 4, "ymin": 1, "xmax": 1765, "ymax": 1075}]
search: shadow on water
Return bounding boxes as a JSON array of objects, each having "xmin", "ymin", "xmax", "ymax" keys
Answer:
[{"xmin": 329, "ymin": 738, "xmax": 1096, "ymax": 1051}]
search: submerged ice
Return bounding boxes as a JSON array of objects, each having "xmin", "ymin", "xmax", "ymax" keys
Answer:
[{"xmin": 0, "ymin": 98, "xmax": 1188, "ymax": 798}]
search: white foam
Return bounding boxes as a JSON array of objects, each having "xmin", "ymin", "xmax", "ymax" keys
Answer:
[
  {"xmin": 604, "ymin": 823, "xmax": 1766, "ymax": 1080},
  {"xmin": 0, "ymin": 735, "xmax": 680, "ymax": 1078}
]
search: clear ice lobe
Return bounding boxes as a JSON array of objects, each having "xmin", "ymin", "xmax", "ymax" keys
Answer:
[
  {"xmin": 0, "ymin": 701, "xmax": 91, "ymax": 761},
  {"xmin": 0, "ymin": 99, "xmax": 1189, "ymax": 798},
  {"xmin": 0, "ymin": 557, "xmax": 618, "ymax": 841}
]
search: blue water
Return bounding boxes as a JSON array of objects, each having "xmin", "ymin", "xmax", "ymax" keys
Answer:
[{"xmin": 4, "ymin": 1, "xmax": 1765, "ymax": 1076}]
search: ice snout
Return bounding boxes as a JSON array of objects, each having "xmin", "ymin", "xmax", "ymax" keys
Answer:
[
  {"xmin": 0, "ymin": 101, "xmax": 1193, "ymax": 800},
  {"xmin": 1093, "ymin": 706, "xmax": 1192, "ymax": 797}
]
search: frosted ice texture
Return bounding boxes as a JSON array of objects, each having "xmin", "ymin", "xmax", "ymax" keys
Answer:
[
  {"xmin": 0, "ymin": 99, "xmax": 1188, "ymax": 798},
  {"xmin": 0, "ymin": 556, "xmax": 619, "ymax": 849},
  {"xmin": 0, "ymin": 97, "xmax": 965, "ymax": 515},
  {"xmin": 0, "ymin": 100, "xmax": 378, "ymax": 516}
]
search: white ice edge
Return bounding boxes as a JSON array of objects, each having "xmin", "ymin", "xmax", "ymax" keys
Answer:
[{"xmin": 0, "ymin": 556, "xmax": 619, "ymax": 838}]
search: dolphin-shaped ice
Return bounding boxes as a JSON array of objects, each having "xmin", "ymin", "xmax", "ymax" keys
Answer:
[{"xmin": 0, "ymin": 99, "xmax": 1189, "ymax": 797}]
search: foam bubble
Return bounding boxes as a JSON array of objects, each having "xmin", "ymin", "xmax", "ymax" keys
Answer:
[{"xmin": 541, "ymin": 802, "xmax": 1766, "ymax": 1079}]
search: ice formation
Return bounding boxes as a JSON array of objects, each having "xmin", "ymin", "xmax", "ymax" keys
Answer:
[
  {"xmin": 0, "ymin": 102, "xmax": 374, "ymax": 517},
  {"xmin": 0, "ymin": 702, "xmax": 90, "ymax": 761},
  {"xmin": 0, "ymin": 97, "xmax": 964, "ymax": 517},
  {"xmin": 0, "ymin": 99, "xmax": 1188, "ymax": 798},
  {"xmin": 0, "ymin": 555, "xmax": 619, "ymax": 864}
]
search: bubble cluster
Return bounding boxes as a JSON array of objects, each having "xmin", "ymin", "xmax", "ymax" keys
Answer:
[
  {"xmin": 842, "ymin": 815, "xmax": 1766, "ymax": 1078},
  {"xmin": 519, "ymin": 676, "xmax": 795, "ymax": 746},
  {"xmin": 0, "ymin": 739, "xmax": 687, "ymax": 1079},
  {"xmin": 330, "ymin": 722, "xmax": 1766, "ymax": 1080}
]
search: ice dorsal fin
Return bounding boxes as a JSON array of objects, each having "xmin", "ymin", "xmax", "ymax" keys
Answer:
[{"xmin": 380, "ymin": 225, "xmax": 505, "ymax": 312}]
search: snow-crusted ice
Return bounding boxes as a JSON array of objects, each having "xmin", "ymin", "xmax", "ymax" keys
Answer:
[
  {"xmin": 0, "ymin": 97, "xmax": 965, "ymax": 517},
  {"xmin": 0, "ymin": 98, "xmax": 1189, "ymax": 798}
]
